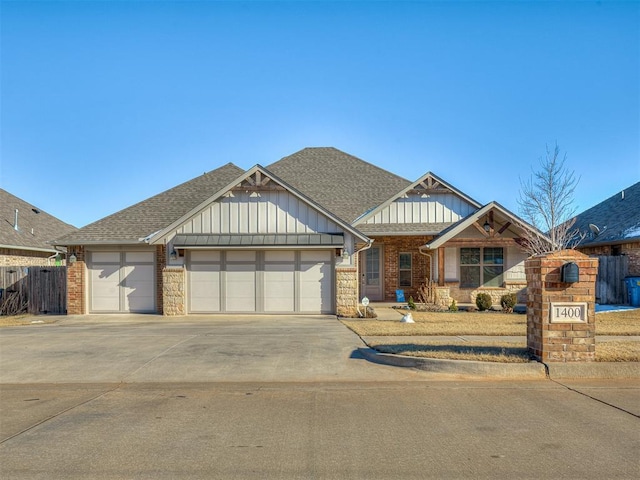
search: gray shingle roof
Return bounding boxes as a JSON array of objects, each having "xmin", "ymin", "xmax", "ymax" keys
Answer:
[
  {"xmin": 267, "ymin": 147, "xmax": 412, "ymax": 223},
  {"xmin": 0, "ymin": 189, "xmax": 77, "ymax": 252},
  {"xmin": 574, "ymin": 181, "xmax": 640, "ymax": 245},
  {"xmin": 356, "ymin": 223, "xmax": 454, "ymax": 236},
  {"xmin": 54, "ymin": 163, "xmax": 244, "ymax": 244}
]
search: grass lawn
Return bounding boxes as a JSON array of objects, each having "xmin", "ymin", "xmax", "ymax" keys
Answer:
[
  {"xmin": 342, "ymin": 309, "xmax": 640, "ymax": 362},
  {"xmin": 341, "ymin": 309, "xmax": 640, "ymax": 337}
]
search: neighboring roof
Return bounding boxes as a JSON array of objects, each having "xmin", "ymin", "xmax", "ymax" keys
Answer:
[
  {"xmin": 0, "ymin": 189, "xmax": 77, "ymax": 253},
  {"xmin": 422, "ymin": 202, "xmax": 544, "ymax": 250},
  {"xmin": 54, "ymin": 163, "xmax": 245, "ymax": 244},
  {"xmin": 173, "ymin": 233, "xmax": 344, "ymax": 248},
  {"xmin": 353, "ymin": 171, "xmax": 482, "ymax": 226},
  {"xmin": 573, "ymin": 182, "xmax": 640, "ymax": 246},
  {"xmin": 267, "ymin": 147, "xmax": 412, "ymax": 223},
  {"xmin": 356, "ymin": 222, "xmax": 455, "ymax": 236}
]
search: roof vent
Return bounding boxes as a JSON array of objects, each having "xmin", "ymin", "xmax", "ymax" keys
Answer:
[{"xmin": 14, "ymin": 209, "xmax": 19, "ymax": 231}]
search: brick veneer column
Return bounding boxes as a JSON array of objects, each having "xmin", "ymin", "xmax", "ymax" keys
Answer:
[
  {"xmin": 156, "ymin": 245, "xmax": 166, "ymax": 315},
  {"xmin": 163, "ymin": 267, "xmax": 185, "ymax": 316},
  {"xmin": 66, "ymin": 245, "xmax": 85, "ymax": 315},
  {"xmin": 336, "ymin": 267, "xmax": 358, "ymax": 317},
  {"xmin": 526, "ymin": 250, "xmax": 598, "ymax": 362}
]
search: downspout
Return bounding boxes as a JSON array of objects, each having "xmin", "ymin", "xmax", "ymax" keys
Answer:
[{"xmin": 354, "ymin": 239, "xmax": 374, "ymax": 317}]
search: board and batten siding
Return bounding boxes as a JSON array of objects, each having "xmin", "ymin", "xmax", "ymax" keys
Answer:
[
  {"xmin": 363, "ymin": 193, "xmax": 476, "ymax": 225},
  {"xmin": 176, "ymin": 190, "xmax": 340, "ymax": 235}
]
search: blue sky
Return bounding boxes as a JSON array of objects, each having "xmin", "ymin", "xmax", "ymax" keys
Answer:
[{"xmin": 2, "ymin": 0, "xmax": 638, "ymax": 228}]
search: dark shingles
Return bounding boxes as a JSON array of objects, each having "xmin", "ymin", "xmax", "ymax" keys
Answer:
[
  {"xmin": 55, "ymin": 163, "xmax": 244, "ymax": 244},
  {"xmin": 267, "ymin": 147, "xmax": 412, "ymax": 223},
  {"xmin": 0, "ymin": 189, "xmax": 77, "ymax": 251},
  {"xmin": 573, "ymin": 182, "xmax": 640, "ymax": 245}
]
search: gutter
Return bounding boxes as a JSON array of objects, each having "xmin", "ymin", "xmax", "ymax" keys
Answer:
[{"xmin": 0, "ymin": 244, "xmax": 61, "ymax": 254}]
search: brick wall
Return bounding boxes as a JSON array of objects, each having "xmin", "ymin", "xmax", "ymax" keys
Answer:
[
  {"xmin": 526, "ymin": 250, "xmax": 598, "ymax": 362},
  {"xmin": 156, "ymin": 245, "xmax": 166, "ymax": 315},
  {"xmin": 578, "ymin": 241, "xmax": 640, "ymax": 276},
  {"xmin": 66, "ymin": 246, "xmax": 85, "ymax": 315},
  {"xmin": 371, "ymin": 235, "xmax": 432, "ymax": 302},
  {"xmin": 0, "ymin": 248, "xmax": 58, "ymax": 267}
]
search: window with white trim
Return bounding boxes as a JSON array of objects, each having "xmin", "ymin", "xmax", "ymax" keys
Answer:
[
  {"xmin": 399, "ymin": 253, "xmax": 412, "ymax": 287},
  {"xmin": 459, "ymin": 247, "xmax": 503, "ymax": 288}
]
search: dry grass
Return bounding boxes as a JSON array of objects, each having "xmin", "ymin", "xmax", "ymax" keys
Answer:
[
  {"xmin": 341, "ymin": 309, "xmax": 640, "ymax": 336},
  {"xmin": 365, "ymin": 338, "xmax": 639, "ymax": 363},
  {"xmin": 0, "ymin": 315, "xmax": 56, "ymax": 327},
  {"xmin": 367, "ymin": 339, "xmax": 531, "ymax": 363}
]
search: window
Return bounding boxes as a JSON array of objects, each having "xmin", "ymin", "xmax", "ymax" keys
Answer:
[
  {"xmin": 460, "ymin": 247, "xmax": 503, "ymax": 288},
  {"xmin": 399, "ymin": 253, "xmax": 412, "ymax": 287}
]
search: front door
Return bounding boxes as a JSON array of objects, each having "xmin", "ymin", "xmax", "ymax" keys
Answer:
[{"xmin": 361, "ymin": 245, "xmax": 383, "ymax": 301}]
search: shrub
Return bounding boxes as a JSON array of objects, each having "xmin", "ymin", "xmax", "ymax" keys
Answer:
[
  {"xmin": 475, "ymin": 293, "xmax": 492, "ymax": 311},
  {"xmin": 449, "ymin": 299, "xmax": 458, "ymax": 312},
  {"xmin": 408, "ymin": 296, "xmax": 416, "ymax": 310},
  {"xmin": 500, "ymin": 293, "xmax": 517, "ymax": 313}
]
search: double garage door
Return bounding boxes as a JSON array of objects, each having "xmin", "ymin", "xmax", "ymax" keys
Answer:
[
  {"xmin": 89, "ymin": 251, "xmax": 156, "ymax": 313},
  {"xmin": 189, "ymin": 250, "xmax": 334, "ymax": 314}
]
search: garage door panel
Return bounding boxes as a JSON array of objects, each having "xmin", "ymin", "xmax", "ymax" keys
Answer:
[
  {"xmin": 123, "ymin": 264, "xmax": 155, "ymax": 312},
  {"xmin": 264, "ymin": 264, "xmax": 295, "ymax": 312},
  {"xmin": 226, "ymin": 265, "xmax": 256, "ymax": 312},
  {"xmin": 89, "ymin": 252, "xmax": 155, "ymax": 313},
  {"xmin": 187, "ymin": 250, "xmax": 333, "ymax": 314},
  {"xmin": 189, "ymin": 265, "xmax": 221, "ymax": 313},
  {"xmin": 90, "ymin": 264, "xmax": 121, "ymax": 312},
  {"xmin": 299, "ymin": 262, "xmax": 332, "ymax": 313}
]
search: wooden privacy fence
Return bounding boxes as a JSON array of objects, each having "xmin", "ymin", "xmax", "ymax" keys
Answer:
[
  {"xmin": 594, "ymin": 255, "xmax": 629, "ymax": 305},
  {"xmin": 0, "ymin": 266, "xmax": 67, "ymax": 315}
]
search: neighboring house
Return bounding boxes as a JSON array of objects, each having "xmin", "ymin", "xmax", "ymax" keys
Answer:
[
  {"xmin": 573, "ymin": 181, "xmax": 640, "ymax": 274},
  {"xmin": 572, "ymin": 181, "xmax": 640, "ymax": 304},
  {"xmin": 0, "ymin": 189, "xmax": 77, "ymax": 266},
  {"xmin": 53, "ymin": 147, "xmax": 542, "ymax": 316}
]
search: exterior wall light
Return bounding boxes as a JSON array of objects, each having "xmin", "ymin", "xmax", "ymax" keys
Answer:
[
  {"xmin": 169, "ymin": 248, "xmax": 178, "ymax": 261},
  {"xmin": 68, "ymin": 254, "xmax": 77, "ymax": 264},
  {"xmin": 483, "ymin": 221, "xmax": 491, "ymax": 233}
]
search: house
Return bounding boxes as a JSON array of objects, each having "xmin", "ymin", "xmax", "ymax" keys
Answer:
[
  {"xmin": 0, "ymin": 189, "xmax": 77, "ymax": 266},
  {"xmin": 53, "ymin": 147, "xmax": 541, "ymax": 316},
  {"xmin": 573, "ymin": 181, "xmax": 640, "ymax": 273},
  {"xmin": 572, "ymin": 181, "xmax": 640, "ymax": 304}
]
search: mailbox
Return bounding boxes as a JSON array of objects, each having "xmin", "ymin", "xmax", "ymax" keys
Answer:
[{"xmin": 561, "ymin": 262, "xmax": 579, "ymax": 283}]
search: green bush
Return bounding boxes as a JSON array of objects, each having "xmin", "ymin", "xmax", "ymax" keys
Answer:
[
  {"xmin": 449, "ymin": 299, "xmax": 458, "ymax": 312},
  {"xmin": 500, "ymin": 293, "xmax": 517, "ymax": 313},
  {"xmin": 475, "ymin": 293, "xmax": 492, "ymax": 311},
  {"xmin": 408, "ymin": 296, "xmax": 416, "ymax": 310}
]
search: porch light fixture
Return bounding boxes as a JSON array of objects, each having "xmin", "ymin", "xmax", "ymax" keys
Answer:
[
  {"xmin": 342, "ymin": 249, "xmax": 350, "ymax": 260},
  {"xmin": 170, "ymin": 248, "xmax": 178, "ymax": 261},
  {"xmin": 483, "ymin": 221, "xmax": 491, "ymax": 233},
  {"xmin": 68, "ymin": 254, "xmax": 77, "ymax": 264}
]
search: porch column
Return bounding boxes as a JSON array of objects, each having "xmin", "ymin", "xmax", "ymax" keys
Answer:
[{"xmin": 438, "ymin": 247, "xmax": 445, "ymax": 286}]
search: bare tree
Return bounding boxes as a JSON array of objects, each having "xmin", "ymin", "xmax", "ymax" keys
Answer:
[{"xmin": 517, "ymin": 143, "xmax": 585, "ymax": 255}]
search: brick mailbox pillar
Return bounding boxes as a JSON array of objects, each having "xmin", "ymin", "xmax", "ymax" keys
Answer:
[{"xmin": 525, "ymin": 250, "xmax": 598, "ymax": 362}]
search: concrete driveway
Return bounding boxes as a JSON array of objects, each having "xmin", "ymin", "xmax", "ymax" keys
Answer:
[{"xmin": 0, "ymin": 314, "xmax": 428, "ymax": 383}]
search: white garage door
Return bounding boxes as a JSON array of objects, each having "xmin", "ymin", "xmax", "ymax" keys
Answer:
[
  {"xmin": 89, "ymin": 251, "xmax": 156, "ymax": 313},
  {"xmin": 187, "ymin": 250, "xmax": 333, "ymax": 314}
]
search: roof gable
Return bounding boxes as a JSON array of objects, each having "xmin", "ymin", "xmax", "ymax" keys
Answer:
[
  {"xmin": 150, "ymin": 165, "xmax": 369, "ymax": 244},
  {"xmin": 423, "ymin": 202, "xmax": 545, "ymax": 249},
  {"xmin": 0, "ymin": 189, "xmax": 77, "ymax": 252},
  {"xmin": 267, "ymin": 147, "xmax": 412, "ymax": 223},
  {"xmin": 573, "ymin": 181, "xmax": 640, "ymax": 245},
  {"xmin": 354, "ymin": 172, "xmax": 482, "ymax": 229}
]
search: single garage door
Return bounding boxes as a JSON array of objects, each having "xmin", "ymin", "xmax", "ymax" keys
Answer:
[
  {"xmin": 188, "ymin": 250, "xmax": 333, "ymax": 314},
  {"xmin": 89, "ymin": 251, "xmax": 156, "ymax": 313}
]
